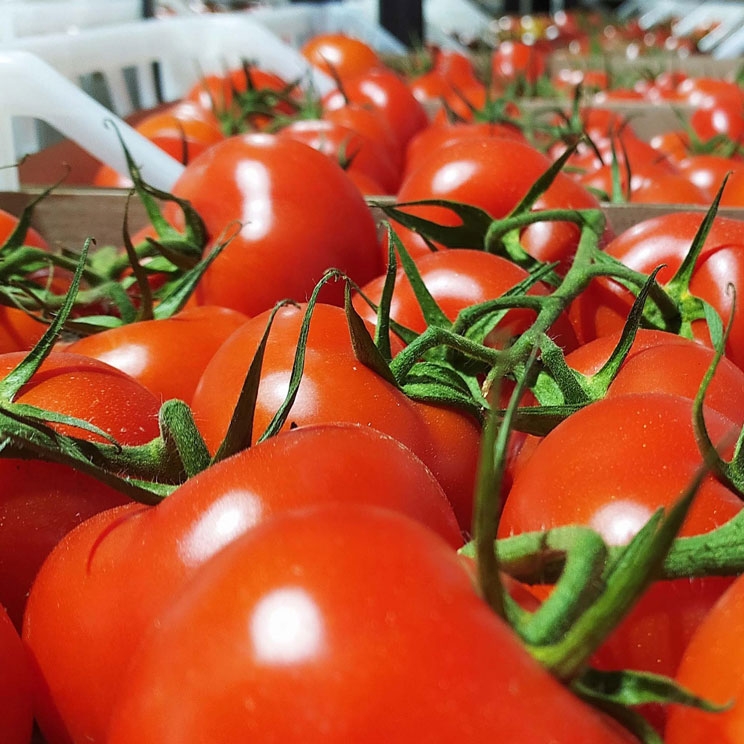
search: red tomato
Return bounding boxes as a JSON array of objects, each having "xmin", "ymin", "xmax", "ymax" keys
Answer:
[
  {"xmin": 322, "ymin": 68, "xmax": 429, "ymax": 153},
  {"xmin": 275, "ymin": 118, "xmax": 400, "ymax": 193},
  {"xmin": 94, "ymin": 100, "xmax": 226, "ymax": 187},
  {"xmin": 666, "ymin": 572, "xmax": 744, "ymax": 742},
  {"xmin": 323, "ymin": 102, "xmax": 404, "ymax": 172},
  {"xmin": 191, "ymin": 303, "xmax": 479, "ymax": 529},
  {"xmin": 0, "ymin": 351, "xmax": 161, "ymax": 628},
  {"xmin": 185, "ymin": 66, "xmax": 296, "ymax": 130},
  {"xmin": 677, "ymin": 155, "xmax": 744, "ymax": 205},
  {"xmin": 579, "ymin": 164, "xmax": 709, "ymax": 205},
  {"xmin": 690, "ymin": 96, "xmax": 744, "ymax": 142},
  {"xmin": 431, "ymin": 47, "xmax": 481, "ymax": 88},
  {"xmin": 300, "ymin": 33, "xmax": 381, "ymax": 81},
  {"xmin": 491, "ymin": 40, "xmax": 547, "ymax": 84},
  {"xmin": 0, "ymin": 208, "xmax": 53, "ymax": 353},
  {"xmin": 105, "ymin": 504, "xmax": 637, "ymax": 744},
  {"xmin": 354, "ymin": 248, "xmax": 577, "ymax": 352},
  {"xmin": 165, "ymin": 133, "xmax": 383, "ymax": 317},
  {"xmin": 404, "ymin": 121, "xmax": 526, "ymax": 181},
  {"xmin": 66, "ymin": 305, "xmax": 248, "ymax": 404},
  {"xmin": 649, "ymin": 130, "xmax": 691, "ymax": 166},
  {"xmin": 0, "ymin": 603, "xmax": 32, "ymax": 744},
  {"xmin": 393, "ymin": 136, "xmax": 605, "ymax": 273},
  {"xmin": 568, "ymin": 212, "xmax": 744, "ymax": 365},
  {"xmin": 23, "ymin": 424, "xmax": 462, "ymax": 744},
  {"xmin": 564, "ymin": 328, "xmax": 744, "ymax": 425},
  {"xmin": 500, "ymin": 393, "xmax": 742, "ymax": 683}
]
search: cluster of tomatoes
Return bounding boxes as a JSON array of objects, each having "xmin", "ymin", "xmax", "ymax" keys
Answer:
[{"xmin": 3, "ymin": 21, "xmax": 744, "ymax": 744}]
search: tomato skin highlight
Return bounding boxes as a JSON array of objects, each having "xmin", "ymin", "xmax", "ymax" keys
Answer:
[
  {"xmin": 167, "ymin": 133, "xmax": 384, "ymax": 317},
  {"xmin": 23, "ymin": 424, "xmax": 462, "ymax": 744},
  {"xmin": 106, "ymin": 505, "xmax": 637, "ymax": 744}
]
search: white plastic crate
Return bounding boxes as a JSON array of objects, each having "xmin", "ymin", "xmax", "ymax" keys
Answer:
[
  {"xmin": 0, "ymin": 14, "xmax": 334, "ymax": 190},
  {"xmin": 0, "ymin": 0, "xmax": 141, "ymax": 42}
]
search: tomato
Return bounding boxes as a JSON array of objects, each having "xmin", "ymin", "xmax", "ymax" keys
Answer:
[
  {"xmin": 191, "ymin": 302, "xmax": 479, "ymax": 529},
  {"xmin": 0, "ymin": 208, "xmax": 53, "ymax": 353},
  {"xmin": 94, "ymin": 100, "xmax": 226, "ymax": 187},
  {"xmin": 677, "ymin": 76, "xmax": 744, "ymax": 111},
  {"xmin": 403, "ymin": 121, "xmax": 526, "ymax": 181},
  {"xmin": 500, "ymin": 393, "xmax": 742, "ymax": 683},
  {"xmin": 690, "ymin": 96, "xmax": 744, "ymax": 143},
  {"xmin": 105, "ymin": 504, "xmax": 637, "ymax": 743},
  {"xmin": 323, "ymin": 102, "xmax": 404, "ymax": 172},
  {"xmin": 164, "ymin": 133, "xmax": 383, "ymax": 317},
  {"xmin": 565, "ymin": 328, "xmax": 744, "ymax": 425},
  {"xmin": 66, "ymin": 305, "xmax": 248, "ymax": 404},
  {"xmin": 0, "ymin": 351, "xmax": 161, "ymax": 628},
  {"xmin": 322, "ymin": 68, "xmax": 429, "ymax": 154},
  {"xmin": 0, "ymin": 207, "xmax": 48, "ymax": 251},
  {"xmin": 491, "ymin": 40, "xmax": 547, "ymax": 84},
  {"xmin": 300, "ymin": 33, "xmax": 381, "ymax": 81},
  {"xmin": 275, "ymin": 118, "xmax": 400, "ymax": 193},
  {"xmin": 665, "ymin": 572, "xmax": 744, "ymax": 742},
  {"xmin": 23, "ymin": 423, "xmax": 462, "ymax": 744},
  {"xmin": 0, "ymin": 603, "xmax": 32, "ymax": 744},
  {"xmin": 185, "ymin": 66, "xmax": 297, "ymax": 131},
  {"xmin": 408, "ymin": 70, "xmax": 488, "ymax": 123},
  {"xmin": 677, "ymin": 155, "xmax": 744, "ymax": 205},
  {"xmin": 393, "ymin": 136, "xmax": 606, "ymax": 273},
  {"xmin": 427, "ymin": 47, "xmax": 481, "ymax": 89},
  {"xmin": 649, "ymin": 130, "xmax": 691, "ymax": 165},
  {"xmin": 579, "ymin": 163, "xmax": 709, "ymax": 205},
  {"xmin": 568, "ymin": 212, "xmax": 744, "ymax": 365},
  {"xmin": 354, "ymin": 248, "xmax": 577, "ymax": 352}
]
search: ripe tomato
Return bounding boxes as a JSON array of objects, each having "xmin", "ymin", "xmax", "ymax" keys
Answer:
[
  {"xmin": 491, "ymin": 41, "xmax": 547, "ymax": 84},
  {"xmin": 105, "ymin": 504, "xmax": 637, "ymax": 743},
  {"xmin": 323, "ymin": 102, "xmax": 403, "ymax": 172},
  {"xmin": 0, "ymin": 351, "xmax": 161, "ymax": 628},
  {"xmin": 568, "ymin": 211, "xmax": 744, "ymax": 365},
  {"xmin": 429, "ymin": 47, "xmax": 481, "ymax": 89},
  {"xmin": 677, "ymin": 155, "xmax": 744, "ymax": 205},
  {"xmin": 185, "ymin": 66, "xmax": 296, "ymax": 131},
  {"xmin": 403, "ymin": 121, "xmax": 526, "ymax": 181},
  {"xmin": 500, "ymin": 393, "xmax": 742, "ymax": 682},
  {"xmin": 578, "ymin": 163, "xmax": 709, "ymax": 205},
  {"xmin": 66, "ymin": 305, "xmax": 248, "ymax": 404},
  {"xmin": 275, "ymin": 118, "xmax": 400, "ymax": 193},
  {"xmin": 322, "ymin": 68, "xmax": 429, "ymax": 154},
  {"xmin": 0, "ymin": 603, "xmax": 32, "ymax": 744},
  {"xmin": 93, "ymin": 101, "xmax": 226, "ymax": 187},
  {"xmin": 564, "ymin": 328, "xmax": 744, "ymax": 425},
  {"xmin": 23, "ymin": 424, "xmax": 462, "ymax": 744},
  {"xmin": 665, "ymin": 572, "xmax": 744, "ymax": 742},
  {"xmin": 0, "ymin": 208, "xmax": 53, "ymax": 353},
  {"xmin": 393, "ymin": 136, "xmax": 605, "ymax": 273},
  {"xmin": 165, "ymin": 133, "xmax": 384, "ymax": 316},
  {"xmin": 353, "ymin": 248, "xmax": 577, "ymax": 352},
  {"xmin": 190, "ymin": 302, "xmax": 479, "ymax": 529},
  {"xmin": 300, "ymin": 33, "xmax": 381, "ymax": 81}
]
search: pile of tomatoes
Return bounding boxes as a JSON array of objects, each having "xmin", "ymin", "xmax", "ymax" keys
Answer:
[{"xmin": 4, "ymin": 21, "xmax": 744, "ymax": 744}]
